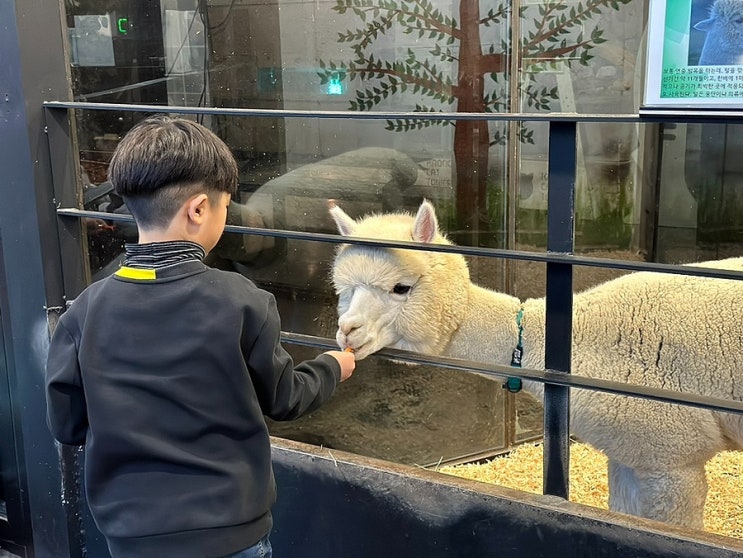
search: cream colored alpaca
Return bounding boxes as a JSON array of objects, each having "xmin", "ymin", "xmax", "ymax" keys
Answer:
[{"xmin": 330, "ymin": 199, "xmax": 743, "ymax": 530}]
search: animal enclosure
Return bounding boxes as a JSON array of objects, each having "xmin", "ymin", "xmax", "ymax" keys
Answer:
[{"xmin": 6, "ymin": 0, "xmax": 743, "ymax": 553}]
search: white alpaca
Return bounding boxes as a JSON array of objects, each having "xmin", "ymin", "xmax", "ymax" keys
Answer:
[
  {"xmin": 329, "ymin": 199, "xmax": 743, "ymax": 530},
  {"xmin": 695, "ymin": 0, "xmax": 743, "ymax": 65}
]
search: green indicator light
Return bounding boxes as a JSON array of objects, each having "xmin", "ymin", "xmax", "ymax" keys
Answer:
[
  {"xmin": 117, "ymin": 18, "xmax": 129, "ymax": 34},
  {"xmin": 327, "ymin": 75, "xmax": 344, "ymax": 95}
]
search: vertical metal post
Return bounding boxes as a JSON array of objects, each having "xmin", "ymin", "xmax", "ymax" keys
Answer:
[
  {"xmin": 0, "ymin": 0, "xmax": 79, "ymax": 556},
  {"xmin": 45, "ymin": 105, "xmax": 88, "ymax": 299},
  {"xmin": 543, "ymin": 120, "xmax": 576, "ymax": 499}
]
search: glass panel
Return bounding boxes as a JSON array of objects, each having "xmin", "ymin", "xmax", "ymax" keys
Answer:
[
  {"xmin": 268, "ymin": 345, "xmax": 507, "ymax": 466},
  {"xmin": 519, "ymin": 0, "xmax": 642, "ymax": 116},
  {"xmin": 656, "ymin": 122, "xmax": 743, "ymax": 262},
  {"xmin": 443, "ymin": 393, "xmax": 743, "ymax": 540},
  {"xmin": 66, "ymin": 0, "xmax": 743, "ymax": 472},
  {"xmin": 77, "ymin": 106, "xmax": 743, "ymax": 463},
  {"xmin": 79, "ymin": 111, "xmax": 512, "ymax": 274},
  {"xmin": 66, "ymin": 4, "xmax": 169, "ymax": 105},
  {"xmin": 79, "ymin": 111, "xmax": 512, "ymax": 463},
  {"xmin": 514, "ymin": 0, "xmax": 649, "ymax": 259}
]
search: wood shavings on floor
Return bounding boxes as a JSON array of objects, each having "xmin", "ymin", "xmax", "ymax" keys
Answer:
[{"xmin": 439, "ymin": 442, "xmax": 742, "ymax": 540}]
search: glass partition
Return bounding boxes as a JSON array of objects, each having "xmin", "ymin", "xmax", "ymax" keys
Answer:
[{"xmin": 62, "ymin": 0, "xmax": 743, "ymax": 469}]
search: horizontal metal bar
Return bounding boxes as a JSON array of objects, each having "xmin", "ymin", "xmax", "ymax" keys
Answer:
[
  {"xmin": 43, "ymin": 101, "xmax": 743, "ymax": 124},
  {"xmin": 58, "ymin": 213, "xmax": 743, "ymax": 414},
  {"xmin": 59, "ymin": 207, "xmax": 743, "ymax": 282},
  {"xmin": 639, "ymin": 107, "xmax": 743, "ymax": 119},
  {"xmin": 282, "ymin": 332, "xmax": 743, "ymax": 416}
]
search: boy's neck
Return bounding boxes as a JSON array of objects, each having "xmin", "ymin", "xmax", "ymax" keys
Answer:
[{"xmin": 137, "ymin": 230, "xmax": 190, "ymax": 244}]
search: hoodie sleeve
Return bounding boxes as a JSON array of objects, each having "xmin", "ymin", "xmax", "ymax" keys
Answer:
[
  {"xmin": 245, "ymin": 294, "xmax": 341, "ymax": 421},
  {"xmin": 45, "ymin": 320, "xmax": 88, "ymax": 445}
]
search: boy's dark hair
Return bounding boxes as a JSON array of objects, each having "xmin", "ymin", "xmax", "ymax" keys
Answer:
[{"xmin": 108, "ymin": 115, "xmax": 239, "ymax": 230}]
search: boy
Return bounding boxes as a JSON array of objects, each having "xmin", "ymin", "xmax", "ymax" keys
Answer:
[{"xmin": 45, "ymin": 115, "xmax": 355, "ymax": 558}]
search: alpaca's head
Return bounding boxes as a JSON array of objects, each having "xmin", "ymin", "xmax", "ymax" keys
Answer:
[
  {"xmin": 695, "ymin": 0, "xmax": 743, "ymax": 43},
  {"xmin": 329, "ymin": 200, "xmax": 469, "ymax": 360}
]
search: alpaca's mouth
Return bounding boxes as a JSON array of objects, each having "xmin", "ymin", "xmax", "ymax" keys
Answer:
[
  {"xmin": 348, "ymin": 343, "xmax": 368, "ymax": 357},
  {"xmin": 345, "ymin": 342, "xmax": 378, "ymax": 360}
]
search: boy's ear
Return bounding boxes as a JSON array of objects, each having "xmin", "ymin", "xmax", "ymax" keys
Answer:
[{"xmin": 187, "ymin": 194, "xmax": 210, "ymax": 223}]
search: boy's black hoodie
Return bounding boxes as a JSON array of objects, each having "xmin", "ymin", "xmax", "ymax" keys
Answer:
[{"xmin": 46, "ymin": 257, "xmax": 340, "ymax": 558}]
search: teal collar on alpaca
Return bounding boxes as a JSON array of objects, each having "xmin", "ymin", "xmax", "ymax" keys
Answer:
[{"xmin": 505, "ymin": 307, "xmax": 524, "ymax": 393}]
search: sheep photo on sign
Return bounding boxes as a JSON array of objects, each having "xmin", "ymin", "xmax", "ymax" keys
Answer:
[{"xmin": 328, "ymin": 199, "xmax": 743, "ymax": 531}]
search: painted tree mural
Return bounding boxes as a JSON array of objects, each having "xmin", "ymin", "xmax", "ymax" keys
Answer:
[{"xmin": 318, "ymin": 0, "xmax": 633, "ymax": 235}]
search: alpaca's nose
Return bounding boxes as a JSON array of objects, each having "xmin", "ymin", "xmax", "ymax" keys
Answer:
[{"xmin": 338, "ymin": 314, "xmax": 361, "ymax": 336}]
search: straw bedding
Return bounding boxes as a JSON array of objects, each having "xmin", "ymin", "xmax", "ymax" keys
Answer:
[{"xmin": 440, "ymin": 442, "xmax": 742, "ymax": 540}]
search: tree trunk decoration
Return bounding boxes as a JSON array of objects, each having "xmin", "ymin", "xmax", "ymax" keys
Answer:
[{"xmin": 318, "ymin": 0, "xmax": 633, "ymax": 238}]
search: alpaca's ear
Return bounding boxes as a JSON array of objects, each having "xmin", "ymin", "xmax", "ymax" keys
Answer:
[
  {"xmin": 694, "ymin": 18, "xmax": 713, "ymax": 31},
  {"xmin": 412, "ymin": 199, "xmax": 438, "ymax": 243},
  {"xmin": 328, "ymin": 199, "xmax": 356, "ymax": 236}
]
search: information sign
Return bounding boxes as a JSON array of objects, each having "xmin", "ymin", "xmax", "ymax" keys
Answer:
[{"xmin": 644, "ymin": 0, "xmax": 743, "ymax": 109}]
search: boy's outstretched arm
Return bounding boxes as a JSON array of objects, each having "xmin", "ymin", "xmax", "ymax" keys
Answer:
[{"xmin": 246, "ymin": 295, "xmax": 354, "ymax": 421}]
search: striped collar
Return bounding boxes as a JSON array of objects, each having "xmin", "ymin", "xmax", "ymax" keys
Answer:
[
  {"xmin": 123, "ymin": 240, "xmax": 206, "ymax": 269},
  {"xmin": 116, "ymin": 241, "xmax": 206, "ymax": 281}
]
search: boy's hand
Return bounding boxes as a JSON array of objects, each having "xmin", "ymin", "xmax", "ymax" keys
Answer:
[{"xmin": 325, "ymin": 350, "xmax": 356, "ymax": 382}]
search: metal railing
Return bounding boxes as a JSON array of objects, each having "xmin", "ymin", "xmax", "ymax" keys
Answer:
[{"xmin": 45, "ymin": 101, "xmax": 743, "ymax": 503}]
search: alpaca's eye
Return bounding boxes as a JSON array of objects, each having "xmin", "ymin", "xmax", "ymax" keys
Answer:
[{"xmin": 392, "ymin": 284, "xmax": 412, "ymax": 295}]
